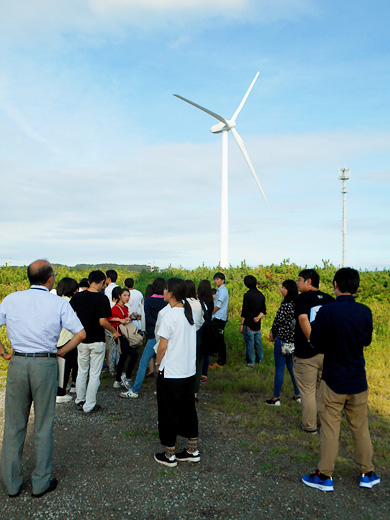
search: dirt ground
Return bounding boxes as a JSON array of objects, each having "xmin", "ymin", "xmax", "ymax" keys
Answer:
[{"xmin": 0, "ymin": 375, "xmax": 387, "ymax": 520}]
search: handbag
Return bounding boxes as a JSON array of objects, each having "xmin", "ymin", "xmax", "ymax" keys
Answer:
[
  {"xmin": 281, "ymin": 341, "xmax": 295, "ymax": 356},
  {"xmin": 116, "ymin": 305, "xmax": 144, "ymax": 348}
]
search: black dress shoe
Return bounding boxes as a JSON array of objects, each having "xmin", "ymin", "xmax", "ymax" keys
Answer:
[
  {"xmin": 32, "ymin": 478, "xmax": 58, "ymax": 498},
  {"xmin": 8, "ymin": 485, "xmax": 22, "ymax": 497}
]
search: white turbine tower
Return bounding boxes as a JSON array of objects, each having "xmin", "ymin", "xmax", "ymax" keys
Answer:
[{"xmin": 174, "ymin": 72, "xmax": 266, "ymax": 268}]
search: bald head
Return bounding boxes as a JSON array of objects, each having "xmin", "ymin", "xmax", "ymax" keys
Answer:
[{"xmin": 27, "ymin": 260, "xmax": 55, "ymax": 288}]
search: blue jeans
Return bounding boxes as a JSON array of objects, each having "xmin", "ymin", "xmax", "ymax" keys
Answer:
[
  {"xmin": 243, "ymin": 325, "xmax": 263, "ymax": 364},
  {"xmin": 132, "ymin": 338, "xmax": 156, "ymax": 394},
  {"xmin": 273, "ymin": 336, "xmax": 300, "ymax": 398}
]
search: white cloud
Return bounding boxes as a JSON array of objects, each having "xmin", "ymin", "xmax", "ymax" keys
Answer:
[
  {"xmin": 1, "ymin": 128, "xmax": 389, "ymax": 269},
  {"xmin": 0, "ymin": 0, "xmax": 316, "ymax": 47}
]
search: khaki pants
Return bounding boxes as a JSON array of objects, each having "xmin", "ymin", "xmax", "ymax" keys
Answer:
[
  {"xmin": 293, "ymin": 353, "xmax": 323, "ymax": 432},
  {"xmin": 317, "ymin": 380, "xmax": 374, "ymax": 477}
]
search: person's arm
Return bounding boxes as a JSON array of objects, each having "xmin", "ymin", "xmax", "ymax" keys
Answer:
[
  {"xmin": 269, "ymin": 305, "xmax": 283, "ymax": 341},
  {"xmin": 212, "ymin": 305, "xmax": 220, "ymax": 315},
  {"xmin": 298, "ymin": 314, "xmax": 311, "ymax": 341},
  {"xmin": 309, "ymin": 307, "xmax": 328, "ymax": 352},
  {"xmin": 100, "ymin": 318, "xmax": 120, "ymax": 339},
  {"xmin": 0, "ymin": 339, "xmax": 13, "ymax": 360},
  {"xmin": 253, "ymin": 312, "xmax": 265, "ymax": 323},
  {"xmin": 239, "ymin": 294, "xmax": 247, "ymax": 333},
  {"xmin": 239, "ymin": 316, "xmax": 245, "ymax": 333},
  {"xmin": 363, "ymin": 308, "xmax": 373, "ymax": 347},
  {"xmin": 110, "ymin": 305, "xmax": 130, "ymax": 325},
  {"xmin": 57, "ymin": 329, "xmax": 86, "ymax": 357},
  {"xmin": 212, "ymin": 287, "xmax": 225, "ymax": 315},
  {"xmin": 156, "ymin": 337, "xmax": 168, "ymax": 367}
]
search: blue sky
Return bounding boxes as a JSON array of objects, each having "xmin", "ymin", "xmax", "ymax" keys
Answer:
[{"xmin": 0, "ymin": 0, "xmax": 389, "ymax": 270}]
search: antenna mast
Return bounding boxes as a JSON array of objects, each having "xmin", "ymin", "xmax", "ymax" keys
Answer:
[{"xmin": 339, "ymin": 167, "xmax": 351, "ymax": 267}]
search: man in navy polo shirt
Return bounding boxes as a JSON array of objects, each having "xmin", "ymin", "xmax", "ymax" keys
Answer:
[{"xmin": 302, "ymin": 268, "xmax": 380, "ymax": 492}]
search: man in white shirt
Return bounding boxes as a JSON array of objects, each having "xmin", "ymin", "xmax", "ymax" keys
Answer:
[
  {"xmin": 0, "ymin": 260, "xmax": 86, "ymax": 498},
  {"xmin": 104, "ymin": 269, "xmax": 118, "ymax": 302},
  {"xmin": 125, "ymin": 278, "xmax": 143, "ymax": 319}
]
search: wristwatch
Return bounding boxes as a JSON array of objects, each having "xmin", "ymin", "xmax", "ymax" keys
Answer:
[{"xmin": 0, "ymin": 350, "xmax": 8, "ymax": 358}]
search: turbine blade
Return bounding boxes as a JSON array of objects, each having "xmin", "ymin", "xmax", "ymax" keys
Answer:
[
  {"xmin": 173, "ymin": 94, "xmax": 228, "ymax": 125},
  {"xmin": 231, "ymin": 127, "xmax": 267, "ymax": 202},
  {"xmin": 231, "ymin": 72, "xmax": 260, "ymax": 122}
]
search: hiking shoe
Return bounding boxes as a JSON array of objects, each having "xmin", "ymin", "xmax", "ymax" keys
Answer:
[
  {"xmin": 56, "ymin": 394, "xmax": 73, "ymax": 404},
  {"xmin": 359, "ymin": 472, "xmax": 381, "ymax": 489},
  {"xmin": 83, "ymin": 404, "xmax": 101, "ymax": 415},
  {"xmin": 113, "ymin": 381, "xmax": 122, "ymax": 389},
  {"xmin": 154, "ymin": 452, "xmax": 177, "ymax": 467},
  {"xmin": 302, "ymin": 471, "xmax": 334, "ymax": 492},
  {"xmin": 120, "ymin": 390, "xmax": 139, "ymax": 399},
  {"xmin": 176, "ymin": 449, "xmax": 200, "ymax": 463},
  {"xmin": 121, "ymin": 374, "xmax": 132, "ymax": 390},
  {"xmin": 265, "ymin": 398, "xmax": 280, "ymax": 406},
  {"xmin": 200, "ymin": 376, "xmax": 207, "ymax": 384}
]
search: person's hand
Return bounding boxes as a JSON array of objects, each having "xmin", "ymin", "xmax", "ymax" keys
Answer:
[
  {"xmin": 113, "ymin": 331, "xmax": 120, "ymax": 340},
  {"xmin": 253, "ymin": 316, "xmax": 260, "ymax": 323},
  {"xmin": 1, "ymin": 350, "xmax": 13, "ymax": 361},
  {"xmin": 239, "ymin": 324, "xmax": 243, "ymax": 334},
  {"xmin": 57, "ymin": 347, "xmax": 66, "ymax": 358},
  {"xmin": 269, "ymin": 331, "xmax": 274, "ymax": 342}
]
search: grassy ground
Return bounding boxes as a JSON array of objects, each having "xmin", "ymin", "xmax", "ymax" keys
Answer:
[{"xmin": 199, "ymin": 319, "xmax": 390, "ymax": 473}]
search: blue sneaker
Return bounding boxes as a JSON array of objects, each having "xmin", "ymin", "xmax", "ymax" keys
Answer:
[
  {"xmin": 302, "ymin": 471, "xmax": 334, "ymax": 492},
  {"xmin": 359, "ymin": 472, "xmax": 381, "ymax": 489}
]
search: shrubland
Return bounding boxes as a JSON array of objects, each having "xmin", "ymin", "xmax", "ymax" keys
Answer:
[{"xmin": 1, "ymin": 261, "xmax": 389, "ymax": 470}]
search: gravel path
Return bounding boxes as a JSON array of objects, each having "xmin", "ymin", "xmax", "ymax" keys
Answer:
[{"xmin": 0, "ymin": 375, "xmax": 387, "ymax": 520}]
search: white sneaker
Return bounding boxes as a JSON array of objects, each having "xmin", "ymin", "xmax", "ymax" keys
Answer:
[
  {"xmin": 113, "ymin": 381, "xmax": 122, "ymax": 388},
  {"xmin": 121, "ymin": 374, "xmax": 132, "ymax": 390},
  {"xmin": 56, "ymin": 394, "xmax": 73, "ymax": 404},
  {"xmin": 119, "ymin": 390, "xmax": 139, "ymax": 399},
  {"xmin": 69, "ymin": 386, "xmax": 77, "ymax": 394}
]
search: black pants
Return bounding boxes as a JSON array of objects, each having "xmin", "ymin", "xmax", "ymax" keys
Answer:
[
  {"xmin": 116, "ymin": 336, "xmax": 139, "ymax": 382},
  {"xmin": 212, "ymin": 319, "xmax": 227, "ymax": 365},
  {"xmin": 157, "ymin": 372, "xmax": 198, "ymax": 447},
  {"xmin": 57, "ymin": 343, "xmax": 78, "ymax": 396}
]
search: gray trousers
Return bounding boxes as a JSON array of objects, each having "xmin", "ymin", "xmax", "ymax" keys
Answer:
[{"xmin": 1, "ymin": 355, "xmax": 57, "ymax": 495}]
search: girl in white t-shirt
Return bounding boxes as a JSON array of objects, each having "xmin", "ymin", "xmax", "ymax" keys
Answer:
[{"xmin": 154, "ymin": 278, "xmax": 200, "ymax": 467}]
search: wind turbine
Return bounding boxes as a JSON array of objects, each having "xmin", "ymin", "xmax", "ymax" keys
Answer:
[{"xmin": 174, "ymin": 72, "xmax": 266, "ymax": 268}]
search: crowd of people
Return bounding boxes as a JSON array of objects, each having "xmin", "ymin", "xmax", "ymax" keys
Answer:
[{"xmin": 0, "ymin": 261, "xmax": 381, "ymax": 497}]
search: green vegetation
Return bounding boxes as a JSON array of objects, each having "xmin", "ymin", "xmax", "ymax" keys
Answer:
[{"xmin": 1, "ymin": 261, "xmax": 389, "ymax": 469}]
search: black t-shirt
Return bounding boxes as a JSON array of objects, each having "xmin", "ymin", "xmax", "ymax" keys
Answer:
[
  {"xmin": 294, "ymin": 290, "xmax": 334, "ymax": 358},
  {"xmin": 70, "ymin": 290, "xmax": 112, "ymax": 344},
  {"xmin": 241, "ymin": 288, "xmax": 266, "ymax": 331}
]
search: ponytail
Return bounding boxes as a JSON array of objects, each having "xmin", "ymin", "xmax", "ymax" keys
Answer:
[
  {"xmin": 166, "ymin": 277, "xmax": 195, "ymax": 325},
  {"xmin": 183, "ymin": 299, "xmax": 194, "ymax": 325}
]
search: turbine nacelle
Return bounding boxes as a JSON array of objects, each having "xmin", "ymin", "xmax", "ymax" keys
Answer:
[{"xmin": 210, "ymin": 120, "xmax": 236, "ymax": 134}]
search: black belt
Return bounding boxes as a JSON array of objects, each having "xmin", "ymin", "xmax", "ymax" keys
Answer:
[{"xmin": 14, "ymin": 352, "xmax": 57, "ymax": 358}]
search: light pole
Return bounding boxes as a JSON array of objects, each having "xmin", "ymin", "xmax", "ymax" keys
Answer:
[{"xmin": 339, "ymin": 167, "xmax": 351, "ymax": 267}]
